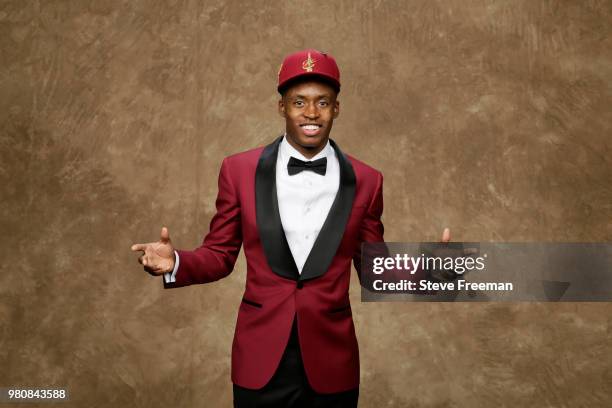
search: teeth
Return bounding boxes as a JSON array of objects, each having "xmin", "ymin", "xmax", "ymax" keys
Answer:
[{"xmin": 302, "ymin": 125, "xmax": 319, "ymax": 130}]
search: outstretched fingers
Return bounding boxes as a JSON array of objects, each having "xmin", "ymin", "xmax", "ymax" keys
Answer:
[
  {"xmin": 131, "ymin": 243, "xmax": 147, "ymax": 252},
  {"xmin": 441, "ymin": 227, "xmax": 451, "ymax": 243}
]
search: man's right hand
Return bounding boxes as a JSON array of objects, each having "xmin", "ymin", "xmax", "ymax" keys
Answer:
[{"xmin": 131, "ymin": 227, "xmax": 176, "ymax": 276}]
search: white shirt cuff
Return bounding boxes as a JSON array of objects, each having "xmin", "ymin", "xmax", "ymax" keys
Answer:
[{"xmin": 163, "ymin": 251, "xmax": 180, "ymax": 283}]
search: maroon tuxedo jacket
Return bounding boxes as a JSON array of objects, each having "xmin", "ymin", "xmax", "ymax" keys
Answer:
[{"xmin": 164, "ymin": 136, "xmax": 385, "ymax": 394}]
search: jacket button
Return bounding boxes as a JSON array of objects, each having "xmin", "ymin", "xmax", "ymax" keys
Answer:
[{"xmin": 297, "ymin": 281, "xmax": 303, "ymax": 289}]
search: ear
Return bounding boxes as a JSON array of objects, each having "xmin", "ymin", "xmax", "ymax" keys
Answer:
[
  {"xmin": 333, "ymin": 99, "xmax": 340, "ymax": 119},
  {"xmin": 278, "ymin": 98, "xmax": 286, "ymax": 117}
]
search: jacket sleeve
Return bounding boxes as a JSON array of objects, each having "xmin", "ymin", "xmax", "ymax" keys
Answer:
[
  {"xmin": 352, "ymin": 171, "xmax": 428, "ymax": 289},
  {"xmin": 352, "ymin": 171, "xmax": 385, "ymax": 285},
  {"xmin": 164, "ymin": 157, "xmax": 243, "ymax": 288}
]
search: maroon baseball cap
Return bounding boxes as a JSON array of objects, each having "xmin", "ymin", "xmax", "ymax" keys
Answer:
[{"xmin": 277, "ymin": 49, "xmax": 340, "ymax": 93}]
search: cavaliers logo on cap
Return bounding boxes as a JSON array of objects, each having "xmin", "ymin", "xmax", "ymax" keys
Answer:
[{"xmin": 302, "ymin": 52, "xmax": 316, "ymax": 72}]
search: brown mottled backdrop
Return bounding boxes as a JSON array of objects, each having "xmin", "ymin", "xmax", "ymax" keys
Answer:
[{"xmin": 1, "ymin": 0, "xmax": 611, "ymax": 407}]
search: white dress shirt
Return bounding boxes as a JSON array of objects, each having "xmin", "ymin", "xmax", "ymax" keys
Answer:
[{"xmin": 164, "ymin": 135, "xmax": 339, "ymax": 283}]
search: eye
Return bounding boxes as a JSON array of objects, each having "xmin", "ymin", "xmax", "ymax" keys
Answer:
[
  {"xmin": 318, "ymin": 100, "xmax": 329, "ymax": 107},
  {"xmin": 294, "ymin": 100, "xmax": 304, "ymax": 107}
]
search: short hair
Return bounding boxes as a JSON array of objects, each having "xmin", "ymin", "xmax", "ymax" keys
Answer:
[{"xmin": 278, "ymin": 75, "xmax": 340, "ymax": 97}]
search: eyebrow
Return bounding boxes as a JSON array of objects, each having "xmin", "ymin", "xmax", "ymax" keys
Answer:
[{"xmin": 293, "ymin": 93, "xmax": 332, "ymax": 99}]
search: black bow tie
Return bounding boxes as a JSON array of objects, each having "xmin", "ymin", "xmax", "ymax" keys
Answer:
[{"xmin": 287, "ymin": 156, "xmax": 327, "ymax": 176}]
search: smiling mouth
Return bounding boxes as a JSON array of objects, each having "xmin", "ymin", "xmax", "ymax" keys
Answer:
[{"xmin": 300, "ymin": 124, "xmax": 322, "ymax": 136}]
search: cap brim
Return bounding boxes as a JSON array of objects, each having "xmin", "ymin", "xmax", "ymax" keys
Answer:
[{"xmin": 278, "ymin": 73, "xmax": 340, "ymax": 93}]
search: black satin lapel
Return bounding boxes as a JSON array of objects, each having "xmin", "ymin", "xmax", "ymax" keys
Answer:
[
  {"xmin": 300, "ymin": 139, "xmax": 356, "ymax": 281},
  {"xmin": 255, "ymin": 135, "xmax": 300, "ymax": 281}
]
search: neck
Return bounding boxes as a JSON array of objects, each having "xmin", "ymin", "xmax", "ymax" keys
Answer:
[{"xmin": 284, "ymin": 134, "xmax": 328, "ymax": 159}]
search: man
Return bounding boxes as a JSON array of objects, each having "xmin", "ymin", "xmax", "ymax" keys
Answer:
[{"xmin": 131, "ymin": 49, "xmax": 451, "ymax": 407}]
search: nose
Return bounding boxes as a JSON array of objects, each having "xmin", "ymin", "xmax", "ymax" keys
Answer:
[{"xmin": 303, "ymin": 102, "xmax": 319, "ymax": 119}]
